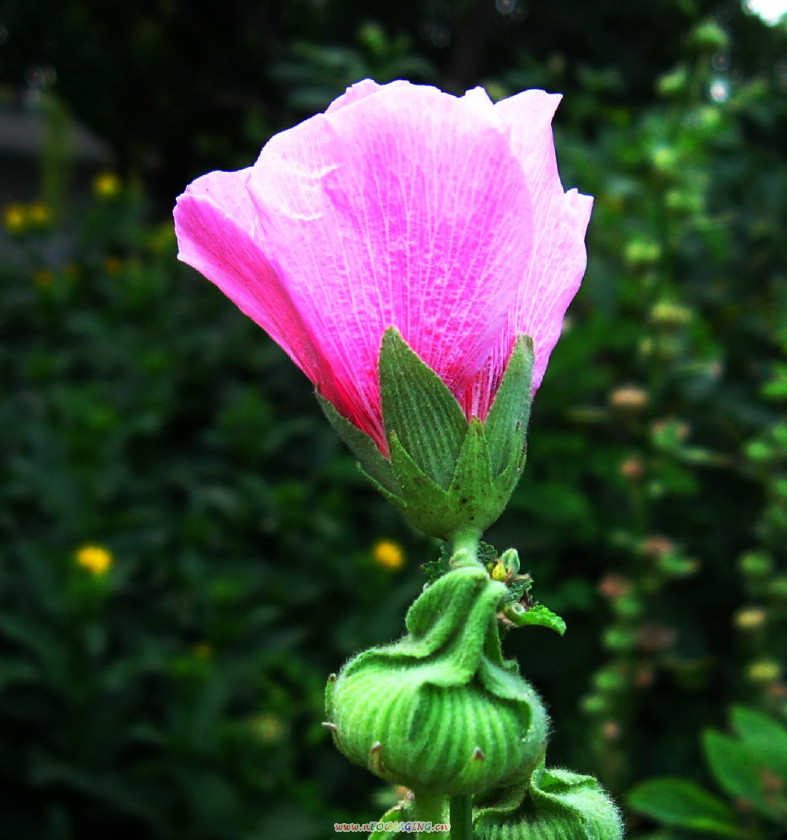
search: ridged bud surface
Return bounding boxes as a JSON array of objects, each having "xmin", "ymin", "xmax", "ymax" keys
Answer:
[
  {"xmin": 474, "ymin": 764, "xmax": 624, "ymax": 839},
  {"xmin": 325, "ymin": 564, "xmax": 548, "ymax": 796}
]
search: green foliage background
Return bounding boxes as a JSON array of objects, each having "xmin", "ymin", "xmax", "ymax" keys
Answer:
[{"xmin": 1, "ymin": 1, "xmax": 786, "ymax": 838}]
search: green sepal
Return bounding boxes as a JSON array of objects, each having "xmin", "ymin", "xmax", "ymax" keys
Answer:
[
  {"xmin": 442, "ymin": 419, "xmax": 521, "ymax": 539},
  {"xmin": 444, "ymin": 420, "xmax": 500, "ymax": 532},
  {"xmin": 316, "ymin": 392, "xmax": 401, "ymax": 497},
  {"xmin": 492, "ymin": 445, "xmax": 528, "ymax": 513},
  {"xmin": 387, "ymin": 421, "xmax": 516, "ymax": 541},
  {"xmin": 474, "ymin": 763, "xmax": 624, "ymax": 840},
  {"xmin": 380, "ymin": 327, "xmax": 468, "ymax": 488},
  {"xmin": 484, "ymin": 335, "xmax": 534, "ymax": 477},
  {"xmin": 387, "ymin": 430, "xmax": 457, "ymax": 539},
  {"xmin": 503, "ymin": 604, "xmax": 567, "ymax": 636}
]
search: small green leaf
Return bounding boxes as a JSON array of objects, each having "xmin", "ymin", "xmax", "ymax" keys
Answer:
[
  {"xmin": 379, "ymin": 328, "xmax": 468, "ymax": 488},
  {"xmin": 628, "ymin": 778, "xmax": 742, "ymax": 837},
  {"xmin": 484, "ymin": 334, "xmax": 534, "ymax": 476},
  {"xmin": 503, "ymin": 603, "xmax": 566, "ymax": 636},
  {"xmin": 730, "ymin": 705, "xmax": 787, "ymax": 780},
  {"xmin": 421, "ymin": 552, "xmax": 452, "ymax": 584},
  {"xmin": 703, "ymin": 729, "xmax": 776, "ymax": 820}
]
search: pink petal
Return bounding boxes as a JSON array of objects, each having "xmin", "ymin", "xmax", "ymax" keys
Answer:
[
  {"xmin": 174, "ymin": 80, "xmax": 593, "ymax": 448},
  {"xmin": 174, "ymin": 170, "xmax": 325, "ymax": 385},
  {"xmin": 455, "ymin": 91, "xmax": 592, "ymax": 418},
  {"xmin": 496, "ymin": 90, "xmax": 593, "ymax": 392},
  {"xmin": 243, "ymin": 81, "xmax": 537, "ymax": 439}
]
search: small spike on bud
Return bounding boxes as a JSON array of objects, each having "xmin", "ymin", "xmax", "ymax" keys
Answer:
[
  {"xmin": 368, "ymin": 742, "xmax": 385, "ymax": 774},
  {"xmin": 474, "ymin": 747, "xmax": 486, "ymax": 761},
  {"xmin": 327, "ymin": 673, "xmax": 337, "ymax": 682},
  {"xmin": 322, "ymin": 721, "xmax": 338, "ymax": 732}
]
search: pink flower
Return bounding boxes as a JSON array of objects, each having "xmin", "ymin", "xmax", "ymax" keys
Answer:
[{"xmin": 174, "ymin": 79, "xmax": 592, "ymax": 454}]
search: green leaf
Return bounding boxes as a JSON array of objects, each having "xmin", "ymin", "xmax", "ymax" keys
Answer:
[
  {"xmin": 28, "ymin": 748, "xmax": 160, "ymax": 823},
  {"xmin": 503, "ymin": 603, "xmax": 567, "ymax": 635},
  {"xmin": 379, "ymin": 328, "xmax": 468, "ymax": 488},
  {"xmin": 628, "ymin": 778, "xmax": 742, "ymax": 837},
  {"xmin": 703, "ymin": 729, "xmax": 776, "ymax": 820},
  {"xmin": 484, "ymin": 334, "xmax": 534, "ymax": 476},
  {"xmin": 730, "ymin": 705, "xmax": 787, "ymax": 780},
  {"xmin": 315, "ymin": 391, "xmax": 400, "ymax": 496},
  {"xmin": 0, "ymin": 658, "xmax": 38, "ymax": 690},
  {"xmin": 421, "ymin": 552, "xmax": 452, "ymax": 584}
]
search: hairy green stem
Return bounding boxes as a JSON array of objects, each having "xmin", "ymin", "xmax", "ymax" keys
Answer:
[
  {"xmin": 449, "ymin": 795, "xmax": 473, "ymax": 840},
  {"xmin": 450, "ymin": 528, "xmax": 482, "ymax": 566},
  {"xmin": 413, "ymin": 789, "xmax": 445, "ymax": 839}
]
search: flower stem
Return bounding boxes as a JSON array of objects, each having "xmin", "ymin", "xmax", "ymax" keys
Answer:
[
  {"xmin": 412, "ymin": 790, "xmax": 445, "ymax": 840},
  {"xmin": 449, "ymin": 795, "xmax": 473, "ymax": 840},
  {"xmin": 450, "ymin": 528, "xmax": 482, "ymax": 567}
]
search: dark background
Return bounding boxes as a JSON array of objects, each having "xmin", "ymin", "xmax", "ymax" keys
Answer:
[{"xmin": 1, "ymin": 1, "xmax": 786, "ymax": 838}]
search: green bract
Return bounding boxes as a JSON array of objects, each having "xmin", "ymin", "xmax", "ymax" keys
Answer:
[
  {"xmin": 474, "ymin": 763, "xmax": 624, "ymax": 839},
  {"xmin": 319, "ymin": 328, "xmax": 534, "ymax": 541},
  {"xmin": 324, "ymin": 563, "xmax": 548, "ymax": 797}
]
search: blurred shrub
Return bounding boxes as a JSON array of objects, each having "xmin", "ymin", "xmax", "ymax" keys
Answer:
[
  {"xmin": 0, "ymin": 177, "xmax": 430, "ymax": 839},
  {"xmin": 629, "ymin": 706, "xmax": 787, "ymax": 837}
]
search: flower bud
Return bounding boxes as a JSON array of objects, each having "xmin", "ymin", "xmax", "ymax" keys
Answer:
[
  {"xmin": 747, "ymin": 659, "xmax": 783, "ymax": 684},
  {"xmin": 689, "ymin": 21, "xmax": 730, "ymax": 53},
  {"xmin": 733, "ymin": 606, "xmax": 767, "ymax": 631},
  {"xmin": 325, "ymin": 564, "xmax": 548, "ymax": 796},
  {"xmin": 738, "ymin": 551, "xmax": 774, "ymax": 578},
  {"xmin": 474, "ymin": 764, "xmax": 623, "ymax": 839},
  {"xmin": 608, "ymin": 385, "xmax": 649, "ymax": 413}
]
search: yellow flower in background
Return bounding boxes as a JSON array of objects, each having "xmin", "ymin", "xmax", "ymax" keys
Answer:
[
  {"xmin": 3, "ymin": 204, "xmax": 27, "ymax": 233},
  {"xmin": 93, "ymin": 172, "xmax": 121, "ymax": 199},
  {"xmin": 609, "ymin": 385, "xmax": 649, "ymax": 412},
  {"xmin": 734, "ymin": 606, "xmax": 767, "ymax": 631},
  {"xmin": 373, "ymin": 540, "xmax": 405, "ymax": 571},
  {"xmin": 28, "ymin": 203, "xmax": 51, "ymax": 227},
  {"xmin": 747, "ymin": 659, "xmax": 782, "ymax": 684},
  {"xmin": 251, "ymin": 712, "xmax": 285, "ymax": 744},
  {"xmin": 75, "ymin": 544, "xmax": 113, "ymax": 575}
]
